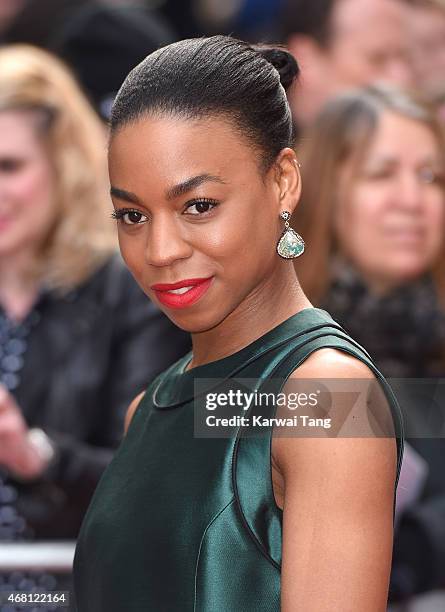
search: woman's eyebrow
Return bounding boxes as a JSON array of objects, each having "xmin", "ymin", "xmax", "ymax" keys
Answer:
[
  {"xmin": 110, "ymin": 174, "xmax": 226, "ymax": 204},
  {"xmin": 165, "ymin": 173, "xmax": 226, "ymax": 200},
  {"xmin": 110, "ymin": 186, "xmax": 141, "ymax": 204}
]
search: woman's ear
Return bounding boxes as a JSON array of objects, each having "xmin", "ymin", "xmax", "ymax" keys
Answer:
[{"xmin": 274, "ymin": 147, "xmax": 302, "ymax": 216}]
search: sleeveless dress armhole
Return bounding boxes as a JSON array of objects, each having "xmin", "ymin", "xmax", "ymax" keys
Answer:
[{"xmin": 232, "ymin": 327, "xmax": 404, "ymax": 569}]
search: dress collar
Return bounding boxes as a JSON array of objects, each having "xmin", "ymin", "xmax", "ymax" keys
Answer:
[{"xmin": 152, "ymin": 307, "xmax": 339, "ymax": 409}]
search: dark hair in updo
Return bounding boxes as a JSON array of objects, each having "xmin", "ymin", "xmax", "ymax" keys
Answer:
[{"xmin": 110, "ymin": 35, "xmax": 300, "ymax": 171}]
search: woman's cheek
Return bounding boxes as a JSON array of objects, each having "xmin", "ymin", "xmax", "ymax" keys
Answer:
[
  {"xmin": 197, "ymin": 216, "xmax": 241, "ymax": 254},
  {"xmin": 426, "ymin": 204, "xmax": 445, "ymax": 261},
  {"xmin": 10, "ymin": 168, "xmax": 39, "ymax": 206}
]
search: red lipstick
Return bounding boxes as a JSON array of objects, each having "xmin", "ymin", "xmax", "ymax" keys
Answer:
[{"xmin": 150, "ymin": 277, "xmax": 214, "ymax": 309}]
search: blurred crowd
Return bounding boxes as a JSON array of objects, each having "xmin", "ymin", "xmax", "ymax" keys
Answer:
[{"xmin": 0, "ymin": 0, "xmax": 444, "ymax": 610}]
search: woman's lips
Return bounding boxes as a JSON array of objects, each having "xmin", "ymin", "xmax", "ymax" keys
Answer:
[
  {"xmin": 384, "ymin": 228, "xmax": 424, "ymax": 244},
  {"xmin": 150, "ymin": 276, "xmax": 214, "ymax": 309}
]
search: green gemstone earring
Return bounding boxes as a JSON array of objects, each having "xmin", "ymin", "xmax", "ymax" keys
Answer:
[{"xmin": 276, "ymin": 211, "xmax": 305, "ymax": 259}]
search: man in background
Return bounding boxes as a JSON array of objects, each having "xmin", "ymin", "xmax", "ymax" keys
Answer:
[
  {"xmin": 407, "ymin": 0, "xmax": 445, "ymax": 109},
  {"xmin": 280, "ymin": 0, "xmax": 415, "ymax": 129}
]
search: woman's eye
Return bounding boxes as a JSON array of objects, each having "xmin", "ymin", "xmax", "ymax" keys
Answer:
[
  {"xmin": 184, "ymin": 199, "xmax": 219, "ymax": 215},
  {"xmin": 111, "ymin": 209, "xmax": 148, "ymax": 225},
  {"xmin": 418, "ymin": 167, "xmax": 444, "ymax": 185},
  {"xmin": 362, "ymin": 169, "xmax": 392, "ymax": 180},
  {"xmin": 0, "ymin": 158, "xmax": 24, "ymax": 173}
]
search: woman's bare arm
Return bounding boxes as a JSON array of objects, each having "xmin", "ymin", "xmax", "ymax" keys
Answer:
[{"xmin": 274, "ymin": 348, "xmax": 397, "ymax": 611}]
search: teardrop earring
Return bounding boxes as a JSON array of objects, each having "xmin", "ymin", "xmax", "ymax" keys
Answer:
[{"xmin": 276, "ymin": 211, "xmax": 305, "ymax": 259}]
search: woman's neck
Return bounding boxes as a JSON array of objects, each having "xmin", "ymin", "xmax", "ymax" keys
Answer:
[
  {"xmin": 0, "ymin": 253, "xmax": 40, "ymax": 321},
  {"xmin": 187, "ymin": 263, "xmax": 312, "ymax": 369}
]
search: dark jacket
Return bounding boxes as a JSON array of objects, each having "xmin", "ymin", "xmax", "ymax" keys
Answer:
[{"xmin": 7, "ymin": 254, "xmax": 191, "ymax": 539}]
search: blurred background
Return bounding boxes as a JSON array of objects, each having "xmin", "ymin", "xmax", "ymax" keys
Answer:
[{"xmin": 0, "ymin": 0, "xmax": 444, "ymax": 610}]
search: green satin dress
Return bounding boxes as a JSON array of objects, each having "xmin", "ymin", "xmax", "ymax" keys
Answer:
[{"xmin": 73, "ymin": 307, "xmax": 404, "ymax": 611}]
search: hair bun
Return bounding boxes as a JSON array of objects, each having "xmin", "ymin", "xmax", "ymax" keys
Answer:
[{"xmin": 253, "ymin": 45, "xmax": 300, "ymax": 91}]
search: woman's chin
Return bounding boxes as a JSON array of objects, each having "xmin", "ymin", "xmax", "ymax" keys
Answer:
[
  {"xmin": 163, "ymin": 309, "xmax": 226, "ymax": 334},
  {"xmin": 390, "ymin": 262, "xmax": 430, "ymax": 284}
]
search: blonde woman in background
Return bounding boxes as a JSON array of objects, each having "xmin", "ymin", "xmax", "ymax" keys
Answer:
[
  {"xmin": 294, "ymin": 86, "xmax": 445, "ymax": 604},
  {"xmin": 0, "ymin": 44, "xmax": 190, "ymax": 554}
]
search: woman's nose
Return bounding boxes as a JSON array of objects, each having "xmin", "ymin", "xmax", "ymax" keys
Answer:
[
  {"xmin": 394, "ymin": 171, "xmax": 424, "ymax": 212},
  {"xmin": 384, "ymin": 57, "xmax": 414, "ymax": 90},
  {"xmin": 144, "ymin": 214, "xmax": 192, "ymax": 267}
]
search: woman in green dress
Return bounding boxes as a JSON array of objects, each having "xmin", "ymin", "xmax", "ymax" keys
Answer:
[{"xmin": 73, "ymin": 35, "xmax": 404, "ymax": 611}]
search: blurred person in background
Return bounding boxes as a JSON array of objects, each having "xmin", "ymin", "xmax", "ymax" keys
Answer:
[
  {"xmin": 192, "ymin": 0, "xmax": 284, "ymax": 39},
  {"xmin": 0, "ymin": 44, "xmax": 190, "ymax": 547},
  {"xmin": 0, "ymin": 0, "xmax": 88, "ymax": 43},
  {"xmin": 293, "ymin": 86, "xmax": 445, "ymax": 603},
  {"xmin": 0, "ymin": 1, "xmax": 174, "ymax": 122},
  {"xmin": 55, "ymin": 2, "xmax": 174, "ymax": 121},
  {"xmin": 408, "ymin": 0, "xmax": 445, "ymax": 122},
  {"xmin": 0, "ymin": 0, "xmax": 25, "ymax": 33},
  {"xmin": 279, "ymin": 0, "xmax": 414, "ymax": 131},
  {"xmin": 157, "ymin": 0, "xmax": 203, "ymax": 38}
]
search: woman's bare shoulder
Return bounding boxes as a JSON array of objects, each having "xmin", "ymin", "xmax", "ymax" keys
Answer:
[
  {"xmin": 289, "ymin": 346, "xmax": 376, "ymax": 380},
  {"xmin": 273, "ymin": 346, "xmax": 396, "ymax": 476}
]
